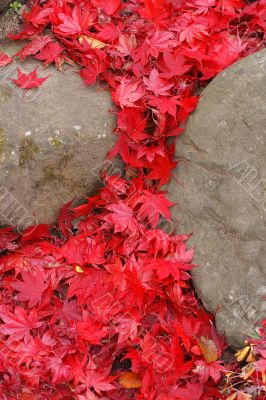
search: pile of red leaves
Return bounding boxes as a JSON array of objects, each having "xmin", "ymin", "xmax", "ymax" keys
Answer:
[{"xmin": 0, "ymin": 0, "xmax": 266, "ymax": 399}]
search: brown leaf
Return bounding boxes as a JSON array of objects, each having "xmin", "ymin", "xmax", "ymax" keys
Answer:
[
  {"xmin": 198, "ymin": 336, "xmax": 218, "ymax": 364},
  {"xmin": 119, "ymin": 372, "xmax": 142, "ymax": 389}
]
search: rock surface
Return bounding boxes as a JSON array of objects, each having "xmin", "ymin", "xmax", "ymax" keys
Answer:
[
  {"xmin": 0, "ymin": 11, "xmax": 22, "ymax": 41},
  {"xmin": 0, "ymin": 42, "xmax": 118, "ymax": 229},
  {"xmin": 168, "ymin": 50, "xmax": 266, "ymax": 348},
  {"xmin": 0, "ymin": 0, "xmax": 11, "ymax": 11}
]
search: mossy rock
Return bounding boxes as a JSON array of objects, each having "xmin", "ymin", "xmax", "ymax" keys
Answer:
[{"xmin": 0, "ymin": 42, "xmax": 120, "ymax": 229}]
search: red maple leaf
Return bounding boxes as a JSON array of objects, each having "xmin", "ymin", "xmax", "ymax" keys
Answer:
[
  {"xmin": 11, "ymin": 67, "xmax": 49, "ymax": 89},
  {"xmin": 23, "ymin": 5, "xmax": 53, "ymax": 27},
  {"xmin": 190, "ymin": 0, "xmax": 217, "ymax": 14},
  {"xmin": 35, "ymin": 42, "xmax": 63, "ymax": 66},
  {"xmin": 137, "ymin": 190, "xmax": 174, "ymax": 227},
  {"xmin": 0, "ymin": 227, "xmax": 19, "ymax": 252},
  {"xmin": 145, "ymin": 30, "xmax": 174, "ymax": 58},
  {"xmin": 76, "ymin": 317, "xmax": 108, "ymax": 344},
  {"xmin": 138, "ymin": 0, "xmax": 172, "ymax": 25},
  {"xmin": 217, "ymin": 0, "xmax": 245, "ymax": 14},
  {"xmin": 85, "ymin": 360, "xmax": 115, "ymax": 393},
  {"xmin": 15, "ymin": 35, "xmax": 52, "ymax": 61},
  {"xmin": 137, "ymin": 144, "xmax": 165, "ymax": 163},
  {"xmin": 0, "ymin": 51, "xmax": 13, "ymax": 67},
  {"xmin": 158, "ymin": 51, "xmax": 192, "ymax": 79},
  {"xmin": 179, "ymin": 23, "xmax": 209, "ymax": 43},
  {"xmin": 149, "ymin": 96, "xmax": 180, "ymax": 118},
  {"xmin": 54, "ymin": 5, "xmax": 92, "ymax": 36},
  {"xmin": 117, "ymin": 108, "xmax": 148, "ymax": 142},
  {"xmin": 115, "ymin": 77, "xmax": 144, "ymax": 108},
  {"xmin": 173, "ymin": 382, "xmax": 204, "ymax": 400},
  {"xmin": 105, "ymin": 202, "xmax": 139, "ymax": 233},
  {"xmin": 0, "ymin": 307, "xmax": 42, "ymax": 342},
  {"xmin": 12, "ymin": 270, "xmax": 48, "ymax": 308},
  {"xmin": 97, "ymin": 0, "xmax": 121, "ymax": 15},
  {"xmin": 48, "ymin": 357, "xmax": 72, "ymax": 385},
  {"xmin": 143, "ymin": 69, "xmax": 174, "ymax": 96}
]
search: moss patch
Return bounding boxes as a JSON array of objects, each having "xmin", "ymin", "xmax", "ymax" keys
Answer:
[
  {"xmin": 0, "ymin": 128, "xmax": 6, "ymax": 153},
  {"xmin": 50, "ymin": 138, "xmax": 62, "ymax": 149},
  {"xmin": 19, "ymin": 136, "xmax": 39, "ymax": 167}
]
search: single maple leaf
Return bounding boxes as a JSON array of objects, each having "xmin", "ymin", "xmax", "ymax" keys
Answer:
[
  {"xmin": 115, "ymin": 77, "xmax": 144, "ymax": 108},
  {"xmin": 217, "ymin": 0, "xmax": 245, "ymax": 14},
  {"xmin": 145, "ymin": 30, "xmax": 174, "ymax": 58},
  {"xmin": 117, "ymin": 108, "xmax": 148, "ymax": 142},
  {"xmin": 143, "ymin": 69, "xmax": 174, "ymax": 97},
  {"xmin": 119, "ymin": 372, "xmax": 142, "ymax": 389},
  {"xmin": 0, "ymin": 51, "xmax": 13, "ymax": 67},
  {"xmin": 190, "ymin": 0, "xmax": 217, "ymax": 14},
  {"xmin": 76, "ymin": 318, "xmax": 108, "ymax": 344},
  {"xmin": 137, "ymin": 190, "xmax": 174, "ymax": 227},
  {"xmin": 85, "ymin": 360, "xmax": 115, "ymax": 393},
  {"xmin": 35, "ymin": 42, "xmax": 63, "ymax": 66},
  {"xmin": 158, "ymin": 51, "xmax": 192, "ymax": 79},
  {"xmin": 15, "ymin": 35, "xmax": 52, "ymax": 61},
  {"xmin": 0, "ymin": 227, "xmax": 19, "ymax": 251},
  {"xmin": 80, "ymin": 65, "xmax": 99, "ymax": 85},
  {"xmin": 54, "ymin": 5, "xmax": 92, "ymax": 36},
  {"xmin": 105, "ymin": 202, "xmax": 139, "ymax": 233},
  {"xmin": 173, "ymin": 382, "xmax": 204, "ymax": 400},
  {"xmin": 48, "ymin": 356, "xmax": 72, "ymax": 384},
  {"xmin": 11, "ymin": 67, "xmax": 49, "ymax": 89},
  {"xmin": 21, "ymin": 223, "xmax": 52, "ymax": 244},
  {"xmin": 138, "ymin": 0, "xmax": 172, "ymax": 25},
  {"xmin": 115, "ymin": 316, "xmax": 139, "ymax": 343},
  {"xmin": 149, "ymin": 96, "xmax": 180, "ymax": 118},
  {"xmin": 62, "ymin": 236, "xmax": 105, "ymax": 266},
  {"xmin": 23, "ymin": 5, "xmax": 53, "ymax": 27},
  {"xmin": 56, "ymin": 13, "xmax": 82, "ymax": 36},
  {"xmin": 12, "ymin": 270, "xmax": 48, "ymax": 308},
  {"xmin": 179, "ymin": 23, "xmax": 209, "ymax": 43},
  {"xmin": 98, "ymin": 0, "xmax": 121, "ymax": 15},
  {"xmin": 137, "ymin": 144, "xmax": 165, "ymax": 163},
  {"xmin": 0, "ymin": 307, "xmax": 42, "ymax": 342}
]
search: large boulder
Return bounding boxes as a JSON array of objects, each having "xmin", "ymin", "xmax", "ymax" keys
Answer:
[
  {"xmin": 168, "ymin": 50, "xmax": 266, "ymax": 348},
  {"xmin": 0, "ymin": 42, "xmax": 118, "ymax": 229}
]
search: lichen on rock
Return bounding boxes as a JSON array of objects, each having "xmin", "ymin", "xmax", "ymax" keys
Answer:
[{"xmin": 19, "ymin": 136, "xmax": 39, "ymax": 167}]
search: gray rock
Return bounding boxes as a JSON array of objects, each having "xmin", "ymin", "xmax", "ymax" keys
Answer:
[
  {"xmin": 0, "ymin": 42, "xmax": 119, "ymax": 229},
  {"xmin": 168, "ymin": 50, "xmax": 266, "ymax": 348},
  {"xmin": 0, "ymin": 11, "xmax": 22, "ymax": 41}
]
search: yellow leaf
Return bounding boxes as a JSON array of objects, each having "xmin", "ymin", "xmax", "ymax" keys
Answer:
[
  {"xmin": 198, "ymin": 337, "xmax": 218, "ymax": 364},
  {"xmin": 79, "ymin": 35, "xmax": 107, "ymax": 49},
  {"xmin": 119, "ymin": 372, "xmax": 141, "ymax": 389},
  {"xmin": 235, "ymin": 345, "xmax": 254, "ymax": 363},
  {"xmin": 75, "ymin": 265, "xmax": 84, "ymax": 273}
]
